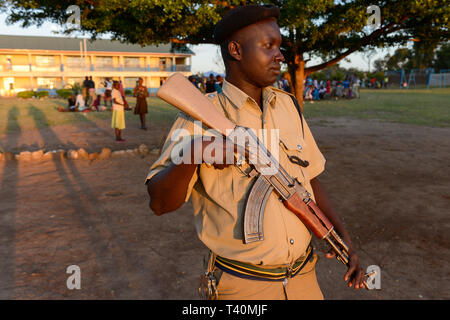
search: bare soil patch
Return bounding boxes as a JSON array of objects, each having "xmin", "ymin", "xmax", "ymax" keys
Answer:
[{"xmin": 0, "ymin": 118, "xmax": 449, "ymax": 299}]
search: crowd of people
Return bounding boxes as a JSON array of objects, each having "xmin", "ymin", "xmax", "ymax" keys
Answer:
[
  {"xmin": 188, "ymin": 72, "xmax": 380, "ymax": 104},
  {"xmin": 57, "ymin": 76, "xmax": 150, "ymax": 142},
  {"xmin": 188, "ymin": 74, "xmax": 224, "ymax": 94},
  {"xmin": 304, "ymin": 74, "xmax": 361, "ymax": 102},
  {"xmin": 273, "ymin": 73, "xmax": 362, "ymax": 103}
]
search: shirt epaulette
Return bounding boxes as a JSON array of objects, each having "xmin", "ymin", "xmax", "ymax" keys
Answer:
[
  {"xmin": 177, "ymin": 111, "xmax": 196, "ymax": 123},
  {"xmin": 271, "ymin": 86, "xmax": 295, "ymax": 98}
]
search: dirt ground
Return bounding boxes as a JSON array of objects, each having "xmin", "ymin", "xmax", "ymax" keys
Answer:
[{"xmin": 0, "ymin": 117, "xmax": 449, "ymax": 300}]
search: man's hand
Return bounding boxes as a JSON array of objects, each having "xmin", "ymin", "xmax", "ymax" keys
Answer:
[
  {"xmin": 325, "ymin": 249, "xmax": 366, "ymax": 289},
  {"xmin": 310, "ymin": 178, "xmax": 367, "ymax": 290},
  {"xmin": 198, "ymin": 136, "xmax": 243, "ymax": 170}
]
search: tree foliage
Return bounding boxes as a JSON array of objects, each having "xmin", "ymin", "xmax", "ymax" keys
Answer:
[
  {"xmin": 1, "ymin": 0, "xmax": 449, "ymax": 103},
  {"xmin": 433, "ymin": 42, "xmax": 450, "ymax": 71},
  {"xmin": 373, "ymin": 41, "xmax": 450, "ymax": 72}
]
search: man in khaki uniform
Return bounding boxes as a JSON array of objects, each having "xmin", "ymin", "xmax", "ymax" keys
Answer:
[{"xmin": 146, "ymin": 5, "xmax": 366, "ymax": 299}]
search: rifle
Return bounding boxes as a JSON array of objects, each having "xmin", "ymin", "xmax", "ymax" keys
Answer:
[{"xmin": 157, "ymin": 73, "xmax": 375, "ymax": 289}]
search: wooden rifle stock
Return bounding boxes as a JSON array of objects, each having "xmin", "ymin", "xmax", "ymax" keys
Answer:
[{"xmin": 283, "ymin": 193, "xmax": 333, "ymax": 239}]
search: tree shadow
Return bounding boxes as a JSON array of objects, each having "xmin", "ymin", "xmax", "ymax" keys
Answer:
[
  {"xmin": 0, "ymin": 106, "xmax": 20, "ymax": 299},
  {"xmin": 27, "ymin": 105, "xmax": 112, "ymax": 152},
  {"xmin": 26, "ymin": 107, "xmax": 160, "ymax": 298}
]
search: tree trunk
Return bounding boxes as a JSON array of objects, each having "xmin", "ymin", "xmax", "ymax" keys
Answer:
[{"xmin": 288, "ymin": 54, "xmax": 306, "ymax": 112}]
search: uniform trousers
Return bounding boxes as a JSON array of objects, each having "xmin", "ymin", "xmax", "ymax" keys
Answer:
[{"xmin": 216, "ymin": 254, "xmax": 324, "ymax": 300}]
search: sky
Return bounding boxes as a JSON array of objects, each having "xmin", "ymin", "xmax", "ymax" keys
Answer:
[{"xmin": 0, "ymin": 12, "xmax": 395, "ymax": 75}]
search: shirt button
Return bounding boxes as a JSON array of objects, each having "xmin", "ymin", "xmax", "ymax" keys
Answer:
[
  {"xmin": 290, "ymin": 239, "xmax": 294, "ymax": 245},
  {"xmin": 297, "ymin": 144, "xmax": 302, "ymax": 150}
]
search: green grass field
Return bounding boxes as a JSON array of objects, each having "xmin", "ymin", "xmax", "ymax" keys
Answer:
[
  {"xmin": 0, "ymin": 88, "xmax": 449, "ymax": 134},
  {"xmin": 0, "ymin": 96, "xmax": 178, "ymax": 135},
  {"xmin": 304, "ymin": 88, "xmax": 450, "ymax": 127}
]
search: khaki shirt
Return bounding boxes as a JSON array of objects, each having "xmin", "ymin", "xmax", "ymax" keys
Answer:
[{"xmin": 146, "ymin": 80, "xmax": 326, "ymax": 266}]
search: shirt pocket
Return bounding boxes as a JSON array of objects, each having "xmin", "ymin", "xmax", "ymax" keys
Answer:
[
  {"xmin": 277, "ymin": 133, "xmax": 310, "ymax": 183},
  {"xmin": 218, "ymin": 166, "xmax": 252, "ymax": 203}
]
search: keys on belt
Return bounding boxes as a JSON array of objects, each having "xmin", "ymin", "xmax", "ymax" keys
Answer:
[{"xmin": 199, "ymin": 272, "xmax": 218, "ymax": 300}]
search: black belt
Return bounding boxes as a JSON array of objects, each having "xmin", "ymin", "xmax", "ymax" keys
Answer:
[{"xmin": 215, "ymin": 244, "xmax": 313, "ymax": 282}]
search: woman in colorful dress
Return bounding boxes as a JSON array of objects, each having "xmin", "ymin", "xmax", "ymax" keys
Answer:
[
  {"xmin": 133, "ymin": 77, "xmax": 150, "ymax": 130},
  {"xmin": 111, "ymin": 81, "xmax": 126, "ymax": 142}
]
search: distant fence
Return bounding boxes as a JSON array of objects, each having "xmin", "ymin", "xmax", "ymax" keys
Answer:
[
  {"xmin": 385, "ymin": 69, "xmax": 450, "ymax": 88},
  {"xmin": 428, "ymin": 70, "xmax": 450, "ymax": 88}
]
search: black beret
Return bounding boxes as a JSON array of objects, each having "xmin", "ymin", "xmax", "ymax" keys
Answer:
[{"xmin": 213, "ymin": 5, "xmax": 280, "ymax": 44}]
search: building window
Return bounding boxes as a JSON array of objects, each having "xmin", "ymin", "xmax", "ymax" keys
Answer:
[
  {"xmin": 159, "ymin": 58, "xmax": 167, "ymax": 71},
  {"xmin": 124, "ymin": 57, "xmax": 140, "ymax": 68},
  {"xmin": 37, "ymin": 77, "xmax": 58, "ymax": 89},
  {"xmin": 36, "ymin": 56, "xmax": 56, "ymax": 66},
  {"xmin": 67, "ymin": 78, "xmax": 83, "ymax": 86},
  {"xmin": 96, "ymin": 56, "xmax": 113, "ymax": 67},
  {"xmin": 66, "ymin": 56, "xmax": 83, "ymax": 67},
  {"xmin": 160, "ymin": 77, "xmax": 167, "ymax": 86},
  {"xmin": 124, "ymin": 77, "xmax": 139, "ymax": 88}
]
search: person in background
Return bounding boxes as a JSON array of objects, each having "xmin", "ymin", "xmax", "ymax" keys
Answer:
[
  {"xmin": 87, "ymin": 76, "xmax": 96, "ymax": 106},
  {"xmin": 335, "ymin": 81, "xmax": 344, "ymax": 100},
  {"xmin": 188, "ymin": 75, "xmax": 197, "ymax": 88},
  {"xmin": 343, "ymin": 76, "xmax": 351, "ymax": 98},
  {"xmin": 68, "ymin": 94, "xmax": 76, "ymax": 110},
  {"xmin": 92, "ymin": 94, "xmax": 102, "ymax": 111},
  {"xmin": 312, "ymin": 85, "xmax": 320, "ymax": 101},
  {"xmin": 304, "ymin": 84, "xmax": 313, "ymax": 102},
  {"xmin": 119, "ymin": 80, "xmax": 131, "ymax": 111},
  {"xmin": 319, "ymin": 85, "xmax": 327, "ymax": 99},
  {"xmin": 75, "ymin": 92, "xmax": 87, "ymax": 111},
  {"xmin": 205, "ymin": 73, "xmax": 217, "ymax": 93},
  {"xmin": 111, "ymin": 81, "xmax": 126, "ymax": 142},
  {"xmin": 133, "ymin": 77, "xmax": 150, "ymax": 130},
  {"xmin": 57, "ymin": 93, "xmax": 77, "ymax": 112},
  {"xmin": 57, "ymin": 92, "xmax": 90, "ymax": 112},
  {"xmin": 82, "ymin": 76, "xmax": 89, "ymax": 104},
  {"xmin": 104, "ymin": 78, "xmax": 113, "ymax": 109},
  {"xmin": 215, "ymin": 75, "xmax": 224, "ymax": 93},
  {"xmin": 281, "ymin": 74, "xmax": 291, "ymax": 93},
  {"xmin": 352, "ymin": 74, "xmax": 360, "ymax": 99},
  {"xmin": 326, "ymin": 79, "xmax": 331, "ymax": 95}
]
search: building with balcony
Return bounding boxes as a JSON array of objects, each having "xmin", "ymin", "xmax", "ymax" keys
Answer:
[{"xmin": 0, "ymin": 35, "xmax": 193, "ymax": 96}]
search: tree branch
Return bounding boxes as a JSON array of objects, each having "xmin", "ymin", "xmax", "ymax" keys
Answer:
[{"xmin": 305, "ymin": 21, "xmax": 407, "ymax": 75}]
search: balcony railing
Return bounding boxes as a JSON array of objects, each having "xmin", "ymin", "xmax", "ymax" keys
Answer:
[
  {"xmin": 123, "ymin": 66, "xmax": 148, "ymax": 72},
  {"xmin": 5, "ymin": 65, "xmax": 31, "ymax": 72},
  {"xmin": 65, "ymin": 64, "xmax": 86, "ymax": 71},
  {"xmin": 174, "ymin": 64, "xmax": 191, "ymax": 72},
  {"xmin": 33, "ymin": 65, "xmax": 60, "ymax": 72},
  {"xmin": 1, "ymin": 64, "xmax": 192, "ymax": 73},
  {"xmin": 94, "ymin": 65, "xmax": 123, "ymax": 71}
]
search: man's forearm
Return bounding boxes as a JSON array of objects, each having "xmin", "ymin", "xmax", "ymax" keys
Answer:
[
  {"xmin": 147, "ymin": 161, "xmax": 198, "ymax": 215},
  {"xmin": 310, "ymin": 177, "xmax": 356, "ymax": 254}
]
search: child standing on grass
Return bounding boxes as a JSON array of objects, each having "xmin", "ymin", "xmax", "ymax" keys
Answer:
[{"xmin": 111, "ymin": 81, "xmax": 126, "ymax": 142}]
